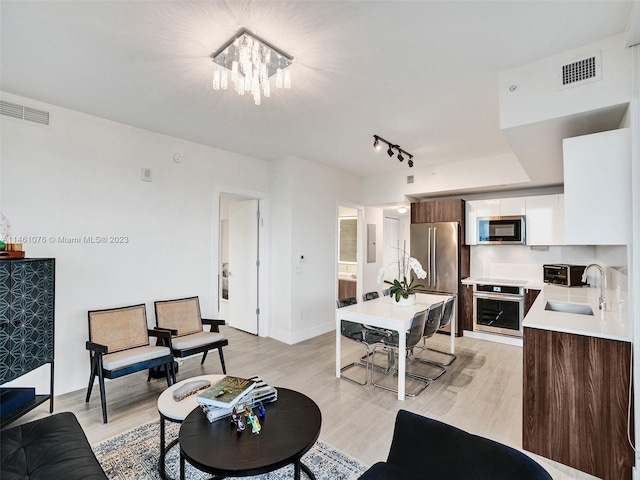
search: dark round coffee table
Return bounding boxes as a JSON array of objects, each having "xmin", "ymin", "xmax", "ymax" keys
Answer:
[{"xmin": 179, "ymin": 388, "xmax": 322, "ymax": 480}]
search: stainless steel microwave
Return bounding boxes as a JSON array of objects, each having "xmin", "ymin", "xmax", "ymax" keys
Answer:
[{"xmin": 478, "ymin": 216, "xmax": 526, "ymax": 245}]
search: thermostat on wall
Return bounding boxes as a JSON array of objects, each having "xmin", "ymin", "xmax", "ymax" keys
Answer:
[{"xmin": 141, "ymin": 168, "xmax": 152, "ymax": 182}]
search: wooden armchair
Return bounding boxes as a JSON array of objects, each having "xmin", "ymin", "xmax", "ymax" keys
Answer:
[
  {"xmin": 86, "ymin": 304, "xmax": 174, "ymax": 423},
  {"xmin": 154, "ymin": 296, "xmax": 228, "ymax": 380}
]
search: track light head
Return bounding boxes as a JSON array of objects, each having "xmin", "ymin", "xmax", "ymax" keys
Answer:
[
  {"xmin": 387, "ymin": 145, "xmax": 394, "ymax": 157},
  {"xmin": 373, "ymin": 136, "xmax": 380, "ymax": 150},
  {"xmin": 408, "ymin": 157, "xmax": 414, "ymax": 168},
  {"xmin": 397, "ymin": 152, "xmax": 404, "ymax": 162}
]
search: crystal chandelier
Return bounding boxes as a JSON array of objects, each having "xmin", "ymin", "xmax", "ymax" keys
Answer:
[{"xmin": 210, "ymin": 28, "xmax": 294, "ymax": 105}]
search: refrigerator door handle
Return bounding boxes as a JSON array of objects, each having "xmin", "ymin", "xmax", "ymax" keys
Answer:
[
  {"xmin": 427, "ymin": 227, "xmax": 432, "ymax": 287},
  {"xmin": 432, "ymin": 227, "xmax": 437, "ymax": 287}
]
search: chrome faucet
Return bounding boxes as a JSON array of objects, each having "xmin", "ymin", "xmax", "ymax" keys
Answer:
[{"xmin": 582, "ymin": 264, "xmax": 606, "ymax": 311}]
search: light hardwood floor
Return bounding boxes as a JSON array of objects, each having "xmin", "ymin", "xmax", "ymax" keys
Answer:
[{"xmin": 14, "ymin": 326, "xmax": 597, "ymax": 480}]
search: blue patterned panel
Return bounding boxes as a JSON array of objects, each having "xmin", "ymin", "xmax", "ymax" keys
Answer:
[
  {"xmin": 0, "ymin": 262, "xmax": 10, "ymax": 383},
  {"xmin": 3, "ymin": 259, "xmax": 55, "ymax": 383}
]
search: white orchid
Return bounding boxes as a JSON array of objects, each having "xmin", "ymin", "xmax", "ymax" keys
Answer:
[{"xmin": 377, "ymin": 244, "xmax": 426, "ymax": 301}]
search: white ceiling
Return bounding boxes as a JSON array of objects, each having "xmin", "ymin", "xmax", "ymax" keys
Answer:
[{"xmin": 0, "ymin": 1, "xmax": 634, "ymax": 188}]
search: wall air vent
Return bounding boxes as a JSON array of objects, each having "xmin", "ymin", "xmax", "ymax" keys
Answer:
[
  {"xmin": 558, "ymin": 52, "xmax": 601, "ymax": 90},
  {"xmin": 407, "ymin": 175, "xmax": 414, "ymax": 184},
  {"xmin": 0, "ymin": 100, "xmax": 50, "ymax": 125}
]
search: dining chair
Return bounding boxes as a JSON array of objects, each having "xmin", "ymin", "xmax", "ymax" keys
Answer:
[
  {"xmin": 362, "ymin": 291, "xmax": 379, "ymax": 302},
  {"xmin": 408, "ymin": 301, "xmax": 447, "ymax": 381},
  {"xmin": 337, "ymin": 297, "xmax": 387, "ymax": 386},
  {"xmin": 419, "ymin": 296, "xmax": 457, "ymax": 366},
  {"xmin": 371, "ymin": 309, "xmax": 429, "ymax": 396},
  {"xmin": 86, "ymin": 304, "xmax": 175, "ymax": 423}
]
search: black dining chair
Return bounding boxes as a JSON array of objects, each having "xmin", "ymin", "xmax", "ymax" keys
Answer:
[
  {"xmin": 415, "ymin": 296, "xmax": 457, "ymax": 366},
  {"xmin": 371, "ymin": 309, "xmax": 429, "ymax": 396},
  {"xmin": 337, "ymin": 297, "xmax": 388, "ymax": 386},
  {"xmin": 409, "ymin": 301, "xmax": 447, "ymax": 381},
  {"xmin": 362, "ymin": 291, "xmax": 379, "ymax": 302}
]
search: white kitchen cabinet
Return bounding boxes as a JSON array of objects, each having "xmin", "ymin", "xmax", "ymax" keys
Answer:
[
  {"xmin": 465, "ymin": 198, "xmax": 526, "ymax": 245},
  {"xmin": 563, "ymin": 128, "xmax": 630, "ymax": 245},
  {"xmin": 474, "ymin": 199, "xmax": 501, "ymax": 217},
  {"xmin": 465, "ymin": 200, "xmax": 479, "ymax": 245},
  {"xmin": 500, "ymin": 197, "xmax": 526, "ymax": 216},
  {"xmin": 525, "ymin": 194, "xmax": 565, "ymax": 245}
]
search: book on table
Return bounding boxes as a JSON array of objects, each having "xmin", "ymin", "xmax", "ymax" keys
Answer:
[
  {"xmin": 196, "ymin": 375, "xmax": 257, "ymax": 408},
  {"xmin": 198, "ymin": 376, "xmax": 278, "ymax": 423}
]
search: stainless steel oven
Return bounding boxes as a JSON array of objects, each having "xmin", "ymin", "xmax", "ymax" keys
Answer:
[{"xmin": 473, "ymin": 283, "xmax": 524, "ymax": 337}]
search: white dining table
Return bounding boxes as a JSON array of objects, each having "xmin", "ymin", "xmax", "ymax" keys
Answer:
[{"xmin": 335, "ymin": 293, "xmax": 454, "ymax": 400}]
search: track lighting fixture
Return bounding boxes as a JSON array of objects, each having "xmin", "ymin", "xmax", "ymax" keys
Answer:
[{"xmin": 372, "ymin": 135, "xmax": 414, "ymax": 168}]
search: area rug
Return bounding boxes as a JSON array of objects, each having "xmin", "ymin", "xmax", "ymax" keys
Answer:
[{"xmin": 93, "ymin": 420, "xmax": 368, "ymax": 480}]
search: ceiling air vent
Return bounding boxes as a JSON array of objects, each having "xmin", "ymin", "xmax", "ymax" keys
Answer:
[
  {"xmin": 1, "ymin": 100, "xmax": 50, "ymax": 125},
  {"xmin": 558, "ymin": 52, "xmax": 601, "ymax": 90}
]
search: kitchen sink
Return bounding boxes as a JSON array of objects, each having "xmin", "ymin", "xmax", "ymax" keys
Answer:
[{"xmin": 544, "ymin": 301, "xmax": 594, "ymax": 316}]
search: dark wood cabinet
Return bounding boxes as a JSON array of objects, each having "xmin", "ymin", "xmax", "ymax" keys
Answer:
[
  {"xmin": 0, "ymin": 258, "xmax": 55, "ymax": 427},
  {"xmin": 338, "ymin": 279, "xmax": 356, "ymax": 300},
  {"xmin": 411, "ymin": 199, "xmax": 464, "ymax": 227},
  {"xmin": 524, "ymin": 288, "xmax": 541, "ymax": 316},
  {"xmin": 459, "ymin": 283, "xmax": 474, "ymax": 332},
  {"xmin": 523, "ymin": 327, "xmax": 633, "ymax": 480}
]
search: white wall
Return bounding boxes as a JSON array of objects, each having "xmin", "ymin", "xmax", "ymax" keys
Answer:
[
  {"xmin": 1, "ymin": 91, "xmax": 270, "ymax": 395},
  {"xmin": 499, "ymin": 34, "xmax": 632, "ymax": 129},
  {"xmin": 269, "ymin": 156, "xmax": 361, "ymax": 344},
  {"xmin": 361, "ymin": 152, "xmax": 530, "ymax": 206}
]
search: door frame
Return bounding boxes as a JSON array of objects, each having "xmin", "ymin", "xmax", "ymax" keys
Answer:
[{"xmin": 213, "ymin": 186, "xmax": 270, "ymax": 338}]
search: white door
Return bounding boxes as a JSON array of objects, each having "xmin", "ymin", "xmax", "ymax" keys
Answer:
[{"xmin": 227, "ymin": 199, "xmax": 259, "ymax": 334}]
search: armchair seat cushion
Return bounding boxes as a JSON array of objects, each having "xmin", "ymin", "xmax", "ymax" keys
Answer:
[
  {"xmin": 102, "ymin": 345, "xmax": 171, "ymax": 371},
  {"xmin": 171, "ymin": 331, "xmax": 225, "ymax": 350},
  {"xmin": 1, "ymin": 412, "xmax": 107, "ymax": 480}
]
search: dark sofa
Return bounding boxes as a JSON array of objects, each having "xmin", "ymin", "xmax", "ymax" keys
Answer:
[
  {"xmin": 1, "ymin": 412, "xmax": 107, "ymax": 480},
  {"xmin": 359, "ymin": 410, "xmax": 552, "ymax": 480}
]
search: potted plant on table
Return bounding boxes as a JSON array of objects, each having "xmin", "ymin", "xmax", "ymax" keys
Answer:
[{"xmin": 377, "ymin": 244, "xmax": 427, "ymax": 306}]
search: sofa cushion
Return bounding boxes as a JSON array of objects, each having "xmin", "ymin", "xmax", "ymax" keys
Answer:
[
  {"xmin": 0, "ymin": 412, "xmax": 107, "ymax": 480},
  {"xmin": 358, "ymin": 462, "xmax": 428, "ymax": 480}
]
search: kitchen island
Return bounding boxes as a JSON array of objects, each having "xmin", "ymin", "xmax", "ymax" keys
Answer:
[{"xmin": 522, "ymin": 284, "xmax": 632, "ymax": 480}]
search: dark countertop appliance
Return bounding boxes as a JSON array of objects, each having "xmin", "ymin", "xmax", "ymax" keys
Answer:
[{"xmin": 543, "ymin": 264, "xmax": 587, "ymax": 286}]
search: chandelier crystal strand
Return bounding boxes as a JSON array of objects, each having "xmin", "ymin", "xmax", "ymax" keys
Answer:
[
  {"xmin": 213, "ymin": 71, "xmax": 220, "ymax": 90},
  {"xmin": 276, "ymin": 68, "xmax": 283, "ymax": 88},
  {"xmin": 221, "ymin": 70, "xmax": 228, "ymax": 90},
  {"xmin": 284, "ymin": 68, "xmax": 291, "ymax": 89}
]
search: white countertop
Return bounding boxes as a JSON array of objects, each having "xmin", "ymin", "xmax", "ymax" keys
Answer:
[
  {"xmin": 522, "ymin": 284, "xmax": 630, "ymax": 342},
  {"xmin": 461, "ymin": 276, "xmax": 545, "ymax": 289}
]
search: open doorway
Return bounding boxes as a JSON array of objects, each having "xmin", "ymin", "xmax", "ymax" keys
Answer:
[
  {"xmin": 218, "ymin": 193, "xmax": 260, "ymax": 335},
  {"xmin": 337, "ymin": 206, "xmax": 358, "ymax": 301}
]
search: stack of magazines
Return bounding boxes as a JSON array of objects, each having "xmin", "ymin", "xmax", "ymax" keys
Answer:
[{"xmin": 197, "ymin": 375, "xmax": 277, "ymax": 423}]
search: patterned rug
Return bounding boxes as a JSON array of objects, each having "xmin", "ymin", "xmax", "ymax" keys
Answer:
[{"xmin": 92, "ymin": 420, "xmax": 368, "ymax": 479}]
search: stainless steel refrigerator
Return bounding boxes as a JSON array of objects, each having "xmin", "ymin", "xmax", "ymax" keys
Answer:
[{"xmin": 410, "ymin": 222, "xmax": 460, "ymax": 333}]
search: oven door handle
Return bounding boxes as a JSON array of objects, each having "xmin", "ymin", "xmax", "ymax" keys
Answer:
[{"xmin": 473, "ymin": 292, "xmax": 524, "ymax": 302}]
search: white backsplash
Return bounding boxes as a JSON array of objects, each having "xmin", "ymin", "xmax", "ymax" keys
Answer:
[{"xmin": 470, "ymin": 244, "xmax": 629, "ymax": 312}]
